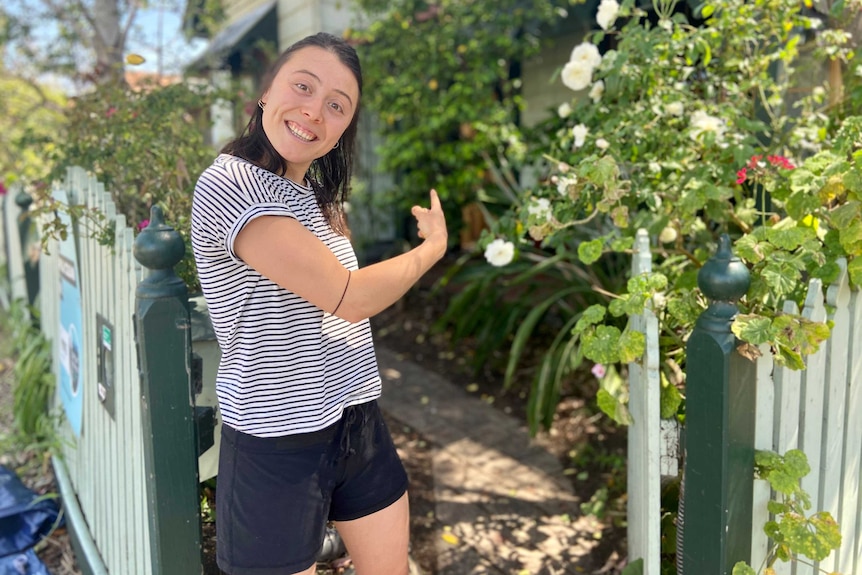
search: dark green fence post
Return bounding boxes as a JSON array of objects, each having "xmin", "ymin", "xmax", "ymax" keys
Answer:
[
  {"xmin": 134, "ymin": 205, "xmax": 203, "ymax": 575},
  {"xmin": 680, "ymin": 234, "xmax": 756, "ymax": 574}
]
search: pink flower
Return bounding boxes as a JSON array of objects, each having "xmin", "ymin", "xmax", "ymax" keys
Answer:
[
  {"xmin": 736, "ymin": 168, "xmax": 747, "ymax": 184},
  {"xmin": 591, "ymin": 364, "xmax": 607, "ymax": 378},
  {"xmin": 137, "ymin": 219, "xmax": 149, "ymax": 231},
  {"xmin": 0, "ymin": 181, "xmax": 6, "ymax": 196},
  {"xmin": 106, "ymin": 107, "xmax": 118, "ymax": 118}
]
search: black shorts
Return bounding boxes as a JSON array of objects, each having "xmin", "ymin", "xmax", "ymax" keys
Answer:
[{"xmin": 215, "ymin": 400, "xmax": 409, "ymax": 575}]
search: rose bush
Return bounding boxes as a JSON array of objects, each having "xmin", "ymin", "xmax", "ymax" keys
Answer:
[
  {"xmin": 27, "ymin": 64, "xmax": 231, "ymax": 291},
  {"xmin": 441, "ymin": 0, "xmax": 862, "ymax": 430}
]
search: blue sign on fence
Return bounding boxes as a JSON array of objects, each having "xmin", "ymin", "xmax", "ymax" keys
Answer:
[{"xmin": 55, "ymin": 189, "xmax": 83, "ymax": 437}]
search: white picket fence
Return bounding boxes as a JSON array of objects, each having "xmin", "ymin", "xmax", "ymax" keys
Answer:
[
  {"xmin": 36, "ymin": 167, "xmax": 153, "ymax": 574},
  {"xmin": 627, "ymin": 230, "xmax": 862, "ymax": 574}
]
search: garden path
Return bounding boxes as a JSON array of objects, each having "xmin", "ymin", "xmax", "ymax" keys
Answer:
[{"xmin": 377, "ymin": 347, "xmax": 608, "ymax": 575}]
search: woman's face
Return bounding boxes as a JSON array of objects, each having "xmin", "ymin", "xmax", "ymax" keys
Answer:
[{"xmin": 260, "ymin": 46, "xmax": 359, "ymax": 183}]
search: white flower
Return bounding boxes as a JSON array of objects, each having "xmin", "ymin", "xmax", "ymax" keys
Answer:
[
  {"xmin": 561, "ymin": 59, "xmax": 593, "ymax": 92},
  {"xmin": 588, "ymin": 80, "xmax": 605, "ymax": 103},
  {"xmin": 658, "ymin": 226, "xmax": 678, "ymax": 244},
  {"xmin": 665, "ymin": 101, "xmax": 684, "ymax": 116},
  {"xmin": 556, "ymin": 175, "xmax": 578, "ymax": 195},
  {"xmin": 648, "ymin": 161, "xmax": 662, "ymax": 174},
  {"xmin": 596, "ymin": 0, "xmax": 620, "ymax": 30},
  {"xmin": 484, "ymin": 239, "xmax": 515, "ymax": 267},
  {"xmin": 689, "ymin": 110, "xmax": 726, "ymax": 142},
  {"xmin": 570, "ymin": 42, "xmax": 602, "ymax": 70},
  {"xmin": 596, "ymin": 138, "xmax": 610, "ymax": 150},
  {"xmin": 558, "ymin": 102, "xmax": 572, "ymax": 118},
  {"xmin": 572, "ymin": 123, "xmax": 589, "ymax": 148},
  {"xmin": 527, "ymin": 198, "xmax": 552, "ymax": 222}
]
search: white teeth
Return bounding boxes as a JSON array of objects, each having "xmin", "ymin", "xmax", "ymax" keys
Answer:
[{"xmin": 287, "ymin": 122, "xmax": 316, "ymax": 142}]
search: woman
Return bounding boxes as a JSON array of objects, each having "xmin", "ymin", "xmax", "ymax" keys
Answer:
[{"xmin": 191, "ymin": 32, "xmax": 447, "ymax": 575}]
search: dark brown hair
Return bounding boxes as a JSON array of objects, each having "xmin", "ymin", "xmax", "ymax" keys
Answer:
[{"xmin": 221, "ymin": 32, "xmax": 362, "ymax": 235}]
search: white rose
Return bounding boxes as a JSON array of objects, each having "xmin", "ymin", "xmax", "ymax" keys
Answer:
[
  {"xmin": 596, "ymin": 138, "xmax": 610, "ymax": 150},
  {"xmin": 484, "ymin": 239, "xmax": 515, "ymax": 267},
  {"xmin": 689, "ymin": 110, "xmax": 726, "ymax": 142},
  {"xmin": 588, "ymin": 80, "xmax": 605, "ymax": 103},
  {"xmin": 558, "ymin": 102, "xmax": 573, "ymax": 118},
  {"xmin": 596, "ymin": 0, "xmax": 620, "ymax": 30},
  {"xmin": 659, "ymin": 226, "xmax": 678, "ymax": 244},
  {"xmin": 571, "ymin": 124, "xmax": 589, "ymax": 148},
  {"xmin": 557, "ymin": 175, "xmax": 578, "ymax": 196},
  {"xmin": 665, "ymin": 101, "xmax": 684, "ymax": 116},
  {"xmin": 561, "ymin": 59, "xmax": 593, "ymax": 92},
  {"xmin": 570, "ymin": 42, "xmax": 602, "ymax": 70}
]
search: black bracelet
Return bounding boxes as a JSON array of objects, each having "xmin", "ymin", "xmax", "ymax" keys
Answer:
[{"xmin": 332, "ymin": 270, "xmax": 351, "ymax": 315}]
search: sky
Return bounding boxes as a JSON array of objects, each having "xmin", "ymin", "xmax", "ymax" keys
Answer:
[{"xmin": 127, "ymin": 4, "xmax": 208, "ymax": 76}]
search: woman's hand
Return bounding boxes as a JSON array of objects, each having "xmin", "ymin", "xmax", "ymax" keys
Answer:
[{"xmin": 411, "ymin": 189, "xmax": 447, "ymax": 253}]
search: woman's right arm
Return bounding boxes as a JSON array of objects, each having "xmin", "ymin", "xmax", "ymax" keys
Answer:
[{"xmin": 233, "ymin": 189, "xmax": 448, "ymax": 323}]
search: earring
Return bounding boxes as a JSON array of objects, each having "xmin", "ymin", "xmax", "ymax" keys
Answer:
[
  {"xmin": 333, "ymin": 140, "xmax": 340, "ymax": 149},
  {"xmin": 258, "ymin": 100, "xmax": 266, "ymax": 110}
]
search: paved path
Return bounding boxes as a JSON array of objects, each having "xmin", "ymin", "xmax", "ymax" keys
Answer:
[{"xmin": 376, "ymin": 348, "xmax": 605, "ymax": 575}]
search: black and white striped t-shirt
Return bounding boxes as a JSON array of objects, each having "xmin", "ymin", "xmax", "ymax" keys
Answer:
[{"xmin": 191, "ymin": 154, "xmax": 381, "ymax": 437}]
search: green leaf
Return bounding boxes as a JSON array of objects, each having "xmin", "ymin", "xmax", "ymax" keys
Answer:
[
  {"xmin": 582, "ymin": 325, "xmax": 622, "ymax": 365},
  {"xmin": 619, "ymin": 330, "xmax": 646, "ymax": 363},
  {"xmin": 573, "ymin": 304, "xmax": 607, "ymax": 334},
  {"xmin": 848, "ymin": 256, "xmax": 862, "ymax": 287},
  {"xmin": 578, "ymin": 239, "xmax": 604, "ymax": 265},
  {"xmin": 782, "ymin": 449, "xmax": 811, "ymax": 480},
  {"xmin": 621, "ymin": 558, "xmax": 644, "ymax": 575},
  {"xmin": 596, "ymin": 388, "xmax": 632, "ymax": 425},
  {"xmin": 732, "ymin": 314, "xmax": 775, "ymax": 345},
  {"xmin": 731, "ymin": 562, "xmax": 756, "ymax": 575},
  {"xmin": 659, "ymin": 378, "xmax": 682, "ymax": 419}
]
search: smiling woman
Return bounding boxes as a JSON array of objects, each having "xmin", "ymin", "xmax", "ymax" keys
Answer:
[{"xmin": 191, "ymin": 32, "xmax": 449, "ymax": 575}]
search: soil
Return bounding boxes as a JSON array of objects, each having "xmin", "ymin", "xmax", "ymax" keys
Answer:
[{"xmin": 0, "ymin": 253, "xmax": 628, "ymax": 575}]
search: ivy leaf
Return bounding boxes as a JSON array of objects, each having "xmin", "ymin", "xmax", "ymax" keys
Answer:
[
  {"xmin": 782, "ymin": 449, "xmax": 811, "ymax": 481},
  {"xmin": 596, "ymin": 389, "xmax": 633, "ymax": 425},
  {"xmin": 848, "ymin": 256, "xmax": 862, "ymax": 287},
  {"xmin": 578, "ymin": 239, "xmax": 604, "ymax": 265},
  {"xmin": 766, "ymin": 226, "xmax": 814, "ymax": 250},
  {"xmin": 761, "ymin": 262, "xmax": 801, "ymax": 299},
  {"xmin": 732, "ymin": 314, "xmax": 775, "ymax": 345},
  {"xmin": 659, "ymin": 377, "xmax": 682, "ymax": 419},
  {"xmin": 582, "ymin": 325, "xmax": 622, "ymax": 365},
  {"xmin": 573, "ymin": 304, "xmax": 607, "ymax": 334},
  {"xmin": 735, "ymin": 234, "xmax": 764, "ymax": 263},
  {"xmin": 619, "ymin": 330, "xmax": 646, "ymax": 364}
]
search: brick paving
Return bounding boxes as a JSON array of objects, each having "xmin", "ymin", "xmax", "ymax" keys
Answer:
[{"xmin": 376, "ymin": 348, "xmax": 605, "ymax": 575}]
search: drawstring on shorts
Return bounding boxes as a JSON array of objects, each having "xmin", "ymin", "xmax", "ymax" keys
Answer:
[{"xmin": 336, "ymin": 404, "xmax": 370, "ymax": 460}]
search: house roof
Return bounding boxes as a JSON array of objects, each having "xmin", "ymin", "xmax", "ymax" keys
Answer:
[{"xmin": 185, "ymin": 0, "xmax": 277, "ymax": 72}]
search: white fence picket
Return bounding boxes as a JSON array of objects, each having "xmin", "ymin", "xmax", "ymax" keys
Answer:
[
  {"xmin": 820, "ymin": 262, "xmax": 851, "ymax": 574},
  {"xmin": 626, "ymin": 229, "xmax": 662, "ymax": 575},
  {"xmin": 751, "ymin": 344, "xmax": 775, "ymax": 573},
  {"xmin": 840, "ymin": 285, "xmax": 862, "ymax": 575}
]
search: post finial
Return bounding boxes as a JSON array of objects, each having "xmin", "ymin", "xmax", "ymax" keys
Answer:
[{"xmin": 697, "ymin": 234, "xmax": 750, "ymax": 304}]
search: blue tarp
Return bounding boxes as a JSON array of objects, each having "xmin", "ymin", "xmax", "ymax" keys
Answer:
[{"xmin": 0, "ymin": 464, "xmax": 63, "ymax": 573}]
